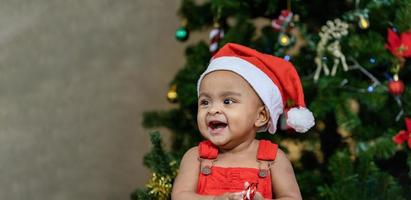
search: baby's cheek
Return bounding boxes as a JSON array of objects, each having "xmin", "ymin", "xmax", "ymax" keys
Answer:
[
  {"xmin": 196, "ymin": 117, "xmax": 207, "ymax": 133},
  {"xmin": 196, "ymin": 112, "xmax": 204, "ymax": 126}
]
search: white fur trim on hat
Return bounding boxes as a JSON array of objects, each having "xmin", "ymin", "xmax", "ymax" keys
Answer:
[
  {"xmin": 286, "ymin": 107, "xmax": 315, "ymax": 133},
  {"xmin": 197, "ymin": 56, "xmax": 284, "ymax": 134}
]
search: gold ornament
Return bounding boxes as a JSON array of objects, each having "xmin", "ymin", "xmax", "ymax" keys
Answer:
[
  {"xmin": 167, "ymin": 84, "xmax": 178, "ymax": 103},
  {"xmin": 146, "ymin": 173, "xmax": 173, "ymax": 200},
  {"xmin": 358, "ymin": 15, "xmax": 369, "ymax": 29},
  {"xmin": 279, "ymin": 33, "xmax": 291, "ymax": 46},
  {"xmin": 169, "ymin": 160, "xmax": 179, "ymax": 177}
]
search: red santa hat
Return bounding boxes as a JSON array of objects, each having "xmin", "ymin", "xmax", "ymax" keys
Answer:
[{"xmin": 197, "ymin": 43, "xmax": 315, "ymax": 133}]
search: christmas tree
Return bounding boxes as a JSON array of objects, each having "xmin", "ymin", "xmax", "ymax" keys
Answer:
[{"xmin": 132, "ymin": 0, "xmax": 411, "ymax": 199}]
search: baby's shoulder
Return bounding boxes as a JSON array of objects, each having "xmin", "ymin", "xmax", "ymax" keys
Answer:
[
  {"xmin": 270, "ymin": 147, "xmax": 292, "ymax": 169},
  {"xmin": 184, "ymin": 146, "xmax": 199, "ymax": 157},
  {"xmin": 275, "ymin": 147, "xmax": 287, "ymax": 160},
  {"xmin": 180, "ymin": 146, "xmax": 200, "ymax": 164}
]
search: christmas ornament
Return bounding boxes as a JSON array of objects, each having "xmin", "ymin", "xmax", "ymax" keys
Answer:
[
  {"xmin": 272, "ymin": 10, "xmax": 295, "ymax": 47},
  {"xmin": 388, "ymin": 78, "xmax": 405, "ymax": 95},
  {"xmin": 243, "ymin": 182, "xmax": 258, "ymax": 200},
  {"xmin": 209, "ymin": 23, "xmax": 224, "ymax": 54},
  {"xmin": 314, "ymin": 18, "xmax": 349, "ymax": 81},
  {"xmin": 392, "ymin": 117, "xmax": 411, "ymax": 149},
  {"xmin": 271, "ymin": 10, "xmax": 293, "ymax": 31},
  {"xmin": 385, "ymin": 28, "xmax": 411, "ymax": 58},
  {"xmin": 384, "ymin": 73, "xmax": 406, "ymax": 121},
  {"xmin": 166, "ymin": 84, "xmax": 178, "ymax": 103},
  {"xmin": 169, "ymin": 160, "xmax": 179, "ymax": 177},
  {"xmin": 175, "ymin": 19, "xmax": 189, "ymax": 42},
  {"xmin": 175, "ymin": 27, "xmax": 189, "ymax": 41},
  {"xmin": 358, "ymin": 15, "xmax": 369, "ymax": 29},
  {"xmin": 346, "ymin": 0, "xmax": 370, "ymax": 30},
  {"xmin": 146, "ymin": 173, "xmax": 173, "ymax": 200}
]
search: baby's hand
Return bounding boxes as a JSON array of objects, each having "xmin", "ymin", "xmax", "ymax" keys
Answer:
[
  {"xmin": 252, "ymin": 192, "xmax": 265, "ymax": 200},
  {"xmin": 214, "ymin": 192, "xmax": 244, "ymax": 200}
]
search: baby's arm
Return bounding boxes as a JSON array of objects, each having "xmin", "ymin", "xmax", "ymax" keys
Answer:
[
  {"xmin": 269, "ymin": 148, "xmax": 302, "ymax": 200},
  {"xmin": 172, "ymin": 146, "xmax": 211, "ymax": 199}
]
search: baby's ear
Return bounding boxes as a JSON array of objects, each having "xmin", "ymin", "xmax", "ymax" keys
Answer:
[{"xmin": 255, "ymin": 106, "xmax": 270, "ymax": 128}]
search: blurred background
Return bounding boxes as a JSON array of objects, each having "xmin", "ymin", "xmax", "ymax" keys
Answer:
[
  {"xmin": 134, "ymin": 0, "xmax": 411, "ymax": 199},
  {"xmin": 2, "ymin": 0, "xmax": 411, "ymax": 199},
  {"xmin": 0, "ymin": 0, "xmax": 196, "ymax": 199}
]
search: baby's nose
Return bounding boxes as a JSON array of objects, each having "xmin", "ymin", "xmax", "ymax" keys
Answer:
[{"xmin": 208, "ymin": 105, "xmax": 222, "ymax": 115}]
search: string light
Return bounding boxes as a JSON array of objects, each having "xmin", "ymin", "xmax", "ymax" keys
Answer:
[
  {"xmin": 279, "ymin": 33, "xmax": 291, "ymax": 46},
  {"xmin": 358, "ymin": 15, "xmax": 370, "ymax": 29},
  {"xmin": 367, "ymin": 85, "xmax": 374, "ymax": 93},
  {"xmin": 284, "ymin": 55, "xmax": 291, "ymax": 61},
  {"xmin": 369, "ymin": 57, "xmax": 376, "ymax": 64}
]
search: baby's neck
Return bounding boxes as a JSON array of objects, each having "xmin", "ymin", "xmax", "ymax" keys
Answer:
[
  {"xmin": 214, "ymin": 139, "xmax": 260, "ymax": 168},
  {"xmin": 219, "ymin": 139, "xmax": 258, "ymax": 155}
]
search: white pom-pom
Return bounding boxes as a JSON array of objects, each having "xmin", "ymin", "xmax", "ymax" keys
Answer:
[{"xmin": 286, "ymin": 107, "xmax": 315, "ymax": 133}]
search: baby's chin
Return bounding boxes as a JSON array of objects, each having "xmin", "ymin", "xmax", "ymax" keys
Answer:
[
  {"xmin": 199, "ymin": 128, "xmax": 230, "ymax": 145},
  {"xmin": 206, "ymin": 135, "xmax": 230, "ymax": 147}
]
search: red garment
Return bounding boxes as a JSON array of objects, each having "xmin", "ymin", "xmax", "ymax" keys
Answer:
[{"xmin": 196, "ymin": 140, "xmax": 278, "ymax": 198}]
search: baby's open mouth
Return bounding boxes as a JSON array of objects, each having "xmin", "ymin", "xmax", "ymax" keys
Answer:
[{"xmin": 208, "ymin": 120, "xmax": 228, "ymax": 129}]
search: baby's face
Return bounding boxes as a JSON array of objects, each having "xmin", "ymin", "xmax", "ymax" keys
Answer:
[{"xmin": 197, "ymin": 70, "xmax": 264, "ymax": 149}]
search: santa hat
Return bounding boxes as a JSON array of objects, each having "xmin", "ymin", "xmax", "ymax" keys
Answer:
[{"xmin": 197, "ymin": 43, "xmax": 315, "ymax": 133}]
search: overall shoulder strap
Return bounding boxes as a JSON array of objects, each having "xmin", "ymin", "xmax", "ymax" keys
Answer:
[
  {"xmin": 198, "ymin": 140, "xmax": 218, "ymax": 159},
  {"xmin": 257, "ymin": 140, "xmax": 278, "ymax": 161}
]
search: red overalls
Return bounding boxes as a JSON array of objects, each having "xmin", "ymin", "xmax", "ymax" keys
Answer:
[{"xmin": 196, "ymin": 140, "xmax": 278, "ymax": 199}]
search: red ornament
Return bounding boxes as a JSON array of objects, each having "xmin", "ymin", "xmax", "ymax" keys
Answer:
[
  {"xmin": 271, "ymin": 10, "xmax": 293, "ymax": 31},
  {"xmin": 385, "ymin": 28, "xmax": 411, "ymax": 58},
  {"xmin": 388, "ymin": 79, "xmax": 405, "ymax": 95},
  {"xmin": 209, "ymin": 26, "xmax": 224, "ymax": 55},
  {"xmin": 243, "ymin": 182, "xmax": 258, "ymax": 200},
  {"xmin": 392, "ymin": 117, "xmax": 411, "ymax": 149}
]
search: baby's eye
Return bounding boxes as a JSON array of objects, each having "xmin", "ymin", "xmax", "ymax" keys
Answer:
[
  {"xmin": 223, "ymin": 99, "xmax": 234, "ymax": 104},
  {"xmin": 199, "ymin": 99, "xmax": 209, "ymax": 106}
]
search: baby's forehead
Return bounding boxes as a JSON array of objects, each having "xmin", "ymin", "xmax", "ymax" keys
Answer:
[
  {"xmin": 200, "ymin": 71, "xmax": 250, "ymax": 89},
  {"xmin": 203, "ymin": 69, "xmax": 241, "ymax": 77},
  {"xmin": 201, "ymin": 70, "xmax": 248, "ymax": 83},
  {"xmin": 199, "ymin": 71, "xmax": 264, "ymax": 103}
]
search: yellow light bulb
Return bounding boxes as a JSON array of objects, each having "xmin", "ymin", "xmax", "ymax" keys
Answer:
[
  {"xmin": 167, "ymin": 91, "xmax": 177, "ymax": 99},
  {"xmin": 166, "ymin": 84, "xmax": 178, "ymax": 103},
  {"xmin": 279, "ymin": 34, "xmax": 290, "ymax": 46},
  {"xmin": 358, "ymin": 16, "xmax": 369, "ymax": 29}
]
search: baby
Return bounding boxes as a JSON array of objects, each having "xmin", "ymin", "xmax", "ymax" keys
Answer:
[{"xmin": 172, "ymin": 43, "xmax": 315, "ymax": 200}]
